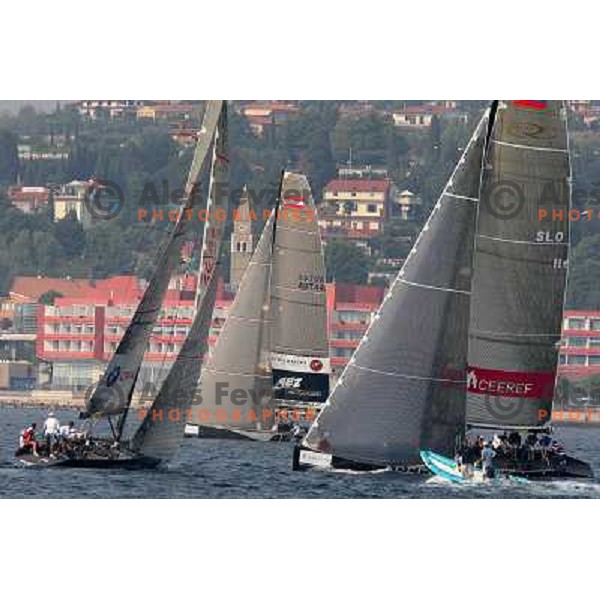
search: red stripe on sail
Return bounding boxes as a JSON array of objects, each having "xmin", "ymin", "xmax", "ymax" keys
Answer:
[
  {"xmin": 467, "ymin": 366, "xmax": 555, "ymax": 399},
  {"xmin": 513, "ymin": 100, "xmax": 548, "ymax": 111},
  {"xmin": 282, "ymin": 194, "xmax": 306, "ymax": 209}
]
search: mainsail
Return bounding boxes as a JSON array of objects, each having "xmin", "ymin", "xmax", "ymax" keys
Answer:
[
  {"xmin": 131, "ymin": 105, "xmax": 229, "ymax": 461},
  {"xmin": 190, "ymin": 171, "xmax": 330, "ymax": 433},
  {"xmin": 270, "ymin": 172, "xmax": 330, "ymax": 404},
  {"xmin": 304, "ymin": 111, "xmax": 489, "ymax": 465},
  {"xmin": 466, "ymin": 101, "xmax": 571, "ymax": 428},
  {"xmin": 86, "ymin": 100, "xmax": 223, "ymax": 419}
]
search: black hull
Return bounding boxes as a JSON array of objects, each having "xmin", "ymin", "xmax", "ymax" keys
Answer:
[
  {"xmin": 17, "ymin": 454, "xmax": 161, "ymax": 470},
  {"xmin": 188, "ymin": 424, "xmax": 291, "ymax": 442},
  {"xmin": 494, "ymin": 453, "xmax": 593, "ymax": 481},
  {"xmin": 292, "ymin": 446, "xmax": 427, "ymax": 474},
  {"xmin": 293, "ymin": 446, "xmax": 593, "ymax": 480}
]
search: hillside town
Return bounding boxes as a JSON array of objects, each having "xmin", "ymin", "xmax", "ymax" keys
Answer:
[{"xmin": 2, "ymin": 100, "xmax": 600, "ymax": 409}]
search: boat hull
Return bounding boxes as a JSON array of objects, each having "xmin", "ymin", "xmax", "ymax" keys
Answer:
[
  {"xmin": 292, "ymin": 446, "xmax": 427, "ymax": 474},
  {"xmin": 420, "ymin": 450, "xmax": 593, "ymax": 483},
  {"xmin": 185, "ymin": 423, "xmax": 289, "ymax": 442},
  {"xmin": 17, "ymin": 453, "xmax": 161, "ymax": 470}
]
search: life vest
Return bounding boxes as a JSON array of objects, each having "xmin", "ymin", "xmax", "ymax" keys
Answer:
[{"xmin": 22, "ymin": 427, "xmax": 35, "ymax": 445}]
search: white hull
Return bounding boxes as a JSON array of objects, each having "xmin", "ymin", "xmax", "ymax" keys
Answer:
[{"xmin": 297, "ymin": 448, "xmax": 333, "ymax": 469}]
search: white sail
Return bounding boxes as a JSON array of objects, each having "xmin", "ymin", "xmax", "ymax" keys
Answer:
[
  {"xmin": 86, "ymin": 100, "xmax": 223, "ymax": 418},
  {"xmin": 191, "ymin": 212, "xmax": 275, "ymax": 430}
]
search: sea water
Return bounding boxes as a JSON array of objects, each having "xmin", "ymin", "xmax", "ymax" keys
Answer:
[{"xmin": 2, "ymin": 405, "xmax": 600, "ymax": 499}]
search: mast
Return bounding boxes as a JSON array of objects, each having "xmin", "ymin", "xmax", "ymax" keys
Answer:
[
  {"xmin": 466, "ymin": 101, "xmax": 571, "ymax": 429},
  {"xmin": 131, "ymin": 104, "xmax": 229, "ymax": 461},
  {"xmin": 85, "ymin": 101, "xmax": 223, "ymax": 422},
  {"xmin": 304, "ymin": 110, "xmax": 490, "ymax": 466}
]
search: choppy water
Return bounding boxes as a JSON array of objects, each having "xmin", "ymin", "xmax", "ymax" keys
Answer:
[{"xmin": 2, "ymin": 406, "xmax": 600, "ymax": 498}]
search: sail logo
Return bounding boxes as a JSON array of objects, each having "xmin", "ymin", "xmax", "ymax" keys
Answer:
[
  {"xmin": 106, "ymin": 366, "xmax": 121, "ymax": 387},
  {"xmin": 274, "ymin": 377, "xmax": 303, "ymax": 390},
  {"xmin": 271, "ymin": 352, "xmax": 331, "ymax": 374},
  {"xmin": 282, "ymin": 193, "xmax": 307, "ymax": 209},
  {"xmin": 467, "ymin": 366, "xmax": 555, "ymax": 399},
  {"xmin": 310, "ymin": 359, "xmax": 324, "ymax": 372}
]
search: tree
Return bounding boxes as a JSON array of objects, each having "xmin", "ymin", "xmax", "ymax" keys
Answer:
[
  {"xmin": 39, "ymin": 290, "xmax": 64, "ymax": 305},
  {"xmin": 0, "ymin": 129, "xmax": 19, "ymax": 184},
  {"xmin": 54, "ymin": 212, "xmax": 85, "ymax": 258},
  {"xmin": 325, "ymin": 239, "xmax": 372, "ymax": 284}
]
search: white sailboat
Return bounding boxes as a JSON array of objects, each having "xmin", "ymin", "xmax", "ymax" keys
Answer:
[{"xmin": 185, "ymin": 171, "xmax": 330, "ymax": 441}]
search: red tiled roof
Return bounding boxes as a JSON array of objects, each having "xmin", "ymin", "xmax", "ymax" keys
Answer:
[
  {"xmin": 333, "ymin": 282, "xmax": 385, "ymax": 307},
  {"xmin": 10, "ymin": 277, "xmax": 96, "ymax": 301},
  {"xmin": 325, "ymin": 179, "xmax": 390, "ymax": 194},
  {"xmin": 8, "ymin": 187, "xmax": 50, "ymax": 201}
]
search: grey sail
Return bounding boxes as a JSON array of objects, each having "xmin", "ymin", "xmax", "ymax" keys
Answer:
[
  {"xmin": 191, "ymin": 212, "xmax": 275, "ymax": 431},
  {"xmin": 131, "ymin": 105, "xmax": 228, "ymax": 461},
  {"xmin": 304, "ymin": 112, "xmax": 489, "ymax": 466},
  {"xmin": 466, "ymin": 101, "xmax": 571, "ymax": 428},
  {"xmin": 86, "ymin": 100, "xmax": 223, "ymax": 419},
  {"xmin": 270, "ymin": 172, "xmax": 330, "ymax": 404}
]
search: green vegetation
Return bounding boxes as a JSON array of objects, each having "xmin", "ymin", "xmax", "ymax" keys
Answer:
[{"xmin": 1, "ymin": 101, "xmax": 600, "ymax": 306}]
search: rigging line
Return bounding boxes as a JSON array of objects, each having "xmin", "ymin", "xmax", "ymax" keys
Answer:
[
  {"xmin": 477, "ymin": 233, "xmax": 569, "ymax": 246},
  {"xmin": 273, "ymin": 244, "xmax": 320, "ymax": 255},
  {"xmin": 398, "ymin": 277, "xmax": 471, "ymax": 295},
  {"xmin": 272, "ymin": 347, "xmax": 328, "ymax": 355},
  {"xmin": 471, "ymin": 329, "xmax": 561, "ymax": 338},
  {"xmin": 270, "ymin": 294, "xmax": 327, "ymax": 307},
  {"xmin": 491, "ymin": 139, "xmax": 569, "ymax": 154},
  {"xmin": 224, "ymin": 315, "xmax": 264, "ymax": 324},
  {"xmin": 205, "ymin": 367, "xmax": 271, "ymax": 378},
  {"xmin": 272, "ymin": 284, "xmax": 326, "ymax": 294},
  {"xmin": 352, "ymin": 363, "xmax": 465, "ymax": 384},
  {"xmin": 445, "ymin": 192, "xmax": 479, "ymax": 203},
  {"xmin": 275, "ymin": 225, "xmax": 319, "ymax": 236}
]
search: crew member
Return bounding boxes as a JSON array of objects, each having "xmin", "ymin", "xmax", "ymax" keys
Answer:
[
  {"xmin": 20, "ymin": 423, "xmax": 39, "ymax": 456},
  {"xmin": 43, "ymin": 411, "xmax": 61, "ymax": 457},
  {"xmin": 481, "ymin": 441, "xmax": 496, "ymax": 481}
]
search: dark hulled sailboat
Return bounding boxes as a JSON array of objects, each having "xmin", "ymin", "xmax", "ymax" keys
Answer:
[
  {"xmin": 17, "ymin": 101, "xmax": 228, "ymax": 468},
  {"xmin": 295, "ymin": 101, "xmax": 593, "ymax": 480}
]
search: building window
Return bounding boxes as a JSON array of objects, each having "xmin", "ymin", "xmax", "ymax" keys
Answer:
[
  {"xmin": 569, "ymin": 337, "xmax": 588, "ymax": 347},
  {"xmin": 589, "ymin": 356, "xmax": 600, "ymax": 365},
  {"xmin": 589, "ymin": 339, "xmax": 600, "ymax": 348},
  {"xmin": 568, "ymin": 318, "xmax": 586, "ymax": 330},
  {"xmin": 590, "ymin": 320, "xmax": 600, "ymax": 331},
  {"xmin": 567, "ymin": 355, "xmax": 587, "ymax": 365}
]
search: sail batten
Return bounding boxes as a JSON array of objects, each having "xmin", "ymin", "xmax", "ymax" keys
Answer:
[
  {"xmin": 190, "ymin": 212, "xmax": 276, "ymax": 430},
  {"xmin": 131, "ymin": 104, "xmax": 228, "ymax": 461},
  {"xmin": 305, "ymin": 111, "xmax": 490, "ymax": 465},
  {"xmin": 466, "ymin": 101, "xmax": 570, "ymax": 429}
]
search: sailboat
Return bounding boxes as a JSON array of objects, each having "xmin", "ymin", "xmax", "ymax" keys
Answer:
[
  {"xmin": 185, "ymin": 171, "xmax": 330, "ymax": 441},
  {"xmin": 17, "ymin": 101, "xmax": 228, "ymax": 468},
  {"xmin": 295, "ymin": 101, "xmax": 594, "ymax": 481}
]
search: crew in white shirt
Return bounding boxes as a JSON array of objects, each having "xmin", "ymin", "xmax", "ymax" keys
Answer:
[{"xmin": 43, "ymin": 412, "xmax": 61, "ymax": 456}]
